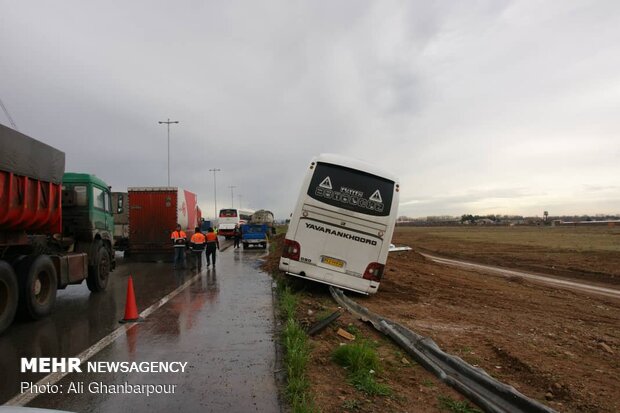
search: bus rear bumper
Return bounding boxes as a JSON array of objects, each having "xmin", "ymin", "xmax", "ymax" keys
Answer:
[{"xmin": 280, "ymin": 258, "xmax": 379, "ymax": 295}]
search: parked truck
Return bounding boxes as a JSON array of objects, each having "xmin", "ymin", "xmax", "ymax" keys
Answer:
[
  {"xmin": 241, "ymin": 224, "xmax": 269, "ymax": 249},
  {"xmin": 125, "ymin": 187, "xmax": 199, "ymax": 262},
  {"xmin": 0, "ymin": 124, "xmax": 115, "ymax": 334},
  {"xmin": 250, "ymin": 209, "xmax": 276, "ymax": 235}
]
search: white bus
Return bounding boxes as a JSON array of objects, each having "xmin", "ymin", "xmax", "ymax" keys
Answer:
[
  {"xmin": 279, "ymin": 154, "xmax": 399, "ymax": 294},
  {"xmin": 217, "ymin": 208, "xmax": 254, "ymax": 238}
]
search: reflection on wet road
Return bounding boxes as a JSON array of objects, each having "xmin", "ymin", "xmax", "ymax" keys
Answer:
[{"xmin": 0, "ymin": 245, "xmax": 279, "ymax": 412}]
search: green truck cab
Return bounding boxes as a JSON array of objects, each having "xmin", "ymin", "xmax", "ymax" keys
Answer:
[{"xmin": 61, "ymin": 173, "xmax": 116, "ymax": 288}]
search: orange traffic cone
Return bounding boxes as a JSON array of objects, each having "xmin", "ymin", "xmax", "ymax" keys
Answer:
[{"xmin": 119, "ymin": 276, "xmax": 142, "ymax": 323}]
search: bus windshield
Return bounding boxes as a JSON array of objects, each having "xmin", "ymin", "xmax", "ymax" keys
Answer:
[
  {"xmin": 219, "ymin": 209, "xmax": 237, "ymax": 218},
  {"xmin": 307, "ymin": 162, "xmax": 394, "ymax": 217}
]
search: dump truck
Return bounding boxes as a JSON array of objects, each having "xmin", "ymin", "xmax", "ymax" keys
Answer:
[{"xmin": 0, "ymin": 124, "xmax": 115, "ymax": 334}]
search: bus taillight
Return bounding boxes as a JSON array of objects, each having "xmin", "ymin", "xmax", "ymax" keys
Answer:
[
  {"xmin": 363, "ymin": 262, "xmax": 384, "ymax": 282},
  {"xmin": 283, "ymin": 239, "xmax": 301, "ymax": 261}
]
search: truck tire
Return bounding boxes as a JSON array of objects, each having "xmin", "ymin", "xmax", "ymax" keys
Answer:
[
  {"xmin": 87, "ymin": 246, "xmax": 110, "ymax": 292},
  {"xmin": 0, "ymin": 261, "xmax": 19, "ymax": 334},
  {"xmin": 243, "ymin": 242, "xmax": 248, "ymax": 250},
  {"xmin": 17, "ymin": 255, "xmax": 58, "ymax": 320}
]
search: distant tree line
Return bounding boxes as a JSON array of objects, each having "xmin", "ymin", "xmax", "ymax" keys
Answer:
[{"xmin": 396, "ymin": 213, "xmax": 620, "ymax": 226}]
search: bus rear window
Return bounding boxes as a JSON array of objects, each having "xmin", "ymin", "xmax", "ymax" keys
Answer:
[
  {"xmin": 307, "ymin": 162, "xmax": 394, "ymax": 217},
  {"xmin": 219, "ymin": 209, "xmax": 237, "ymax": 218}
]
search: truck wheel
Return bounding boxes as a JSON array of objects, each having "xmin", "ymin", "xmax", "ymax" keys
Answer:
[
  {"xmin": 243, "ymin": 243, "xmax": 248, "ymax": 250},
  {"xmin": 17, "ymin": 256, "xmax": 57, "ymax": 320},
  {"xmin": 0, "ymin": 261, "xmax": 19, "ymax": 334},
  {"xmin": 87, "ymin": 246, "xmax": 110, "ymax": 292}
]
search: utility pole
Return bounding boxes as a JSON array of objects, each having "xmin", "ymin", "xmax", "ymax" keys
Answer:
[
  {"xmin": 158, "ymin": 118, "xmax": 179, "ymax": 186},
  {"xmin": 229, "ymin": 185, "xmax": 236, "ymax": 208},
  {"xmin": 209, "ymin": 168, "xmax": 221, "ymax": 218},
  {"xmin": 238, "ymin": 194, "xmax": 243, "ymax": 209}
]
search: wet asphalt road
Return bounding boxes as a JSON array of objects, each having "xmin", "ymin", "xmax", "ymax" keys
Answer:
[{"xmin": 0, "ymin": 241, "xmax": 280, "ymax": 412}]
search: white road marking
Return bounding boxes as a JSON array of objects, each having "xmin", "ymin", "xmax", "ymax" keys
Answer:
[
  {"xmin": 6, "ymin": 271, "xmax": 203, "ymax": 406},
  {"xmin": 420, "ymin": 253, "xmax": 620, "ymax": 300}
]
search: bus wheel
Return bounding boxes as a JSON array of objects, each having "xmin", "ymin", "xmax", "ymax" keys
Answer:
[
  {"xmin": 87, "ymin": 246, "xmax": 110, "ymax": 292},
  {"xmin": 17, "ymin": 255, "xmax": 57, "ymax": 320},
  {"xmin": 0, "ymin": 261, "xmax": 19, "ymax": 334}
]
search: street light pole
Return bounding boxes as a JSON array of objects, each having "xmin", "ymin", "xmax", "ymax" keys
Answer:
[
  {"xmin": 229, "ymin": 185, "xmax": 236, "ymax": 208},
  {"xmin": 209, "ymin": 168, "xmax": 221, "ymax": 218},
  {"xmin": 158, "ymin": 118, "xmax": 179, "ymax": 186}
]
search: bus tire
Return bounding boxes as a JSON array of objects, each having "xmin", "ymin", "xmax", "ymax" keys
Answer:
[
  {"xmin": 87, "ymin": 246, "xmax": 110, "ymax": 292},
  {"xmin": 17, "ymin": 255, "xmax": 57, "ymax": 320},
  {"xmin": 0, "ymin": 261, "xmax": 19, "ymax": 334}
]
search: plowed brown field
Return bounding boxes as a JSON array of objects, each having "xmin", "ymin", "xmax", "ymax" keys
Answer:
[{"xmin": 266, "ymin": 225, "xmax": 620, "ymax": 413}]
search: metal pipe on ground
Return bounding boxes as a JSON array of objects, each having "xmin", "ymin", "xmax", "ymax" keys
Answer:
[{"xmin": 329, "ymin": 287, "xmax": 557, "ymax": 413}]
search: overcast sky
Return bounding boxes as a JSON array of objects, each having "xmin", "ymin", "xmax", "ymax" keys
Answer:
[{"xmin": 1, "ymin": 0, "xmax": 619, "ymax": 219}]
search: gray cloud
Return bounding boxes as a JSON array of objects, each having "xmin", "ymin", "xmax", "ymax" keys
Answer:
[{"xmin": 1, "ymin": 0, "xmax": 619, "ymax": 219}]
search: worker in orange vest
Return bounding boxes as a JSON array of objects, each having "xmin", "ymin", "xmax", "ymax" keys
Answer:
[
  {"xmin": 190, "ymin": 227, "xmax": 206, "ymax": 271},
  {"xmin": 205, "ymin": 227, "xmax": 220, "ymax": 267},
  {"xmin": 171, "ymin": 224, "xmax": 187, "ymax": 269}
]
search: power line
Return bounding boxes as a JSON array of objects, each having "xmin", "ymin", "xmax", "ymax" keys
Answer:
[{"xmin": 0, "ymin": 96, "xmax": 18, "ymax": 130}]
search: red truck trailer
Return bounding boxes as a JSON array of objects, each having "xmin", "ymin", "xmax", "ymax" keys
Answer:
[
  {"xmin": 0, "ymin": 124, "xmax": 115, "ymax": 334},
  {"xmin": 125, "ymin": 187, "xmax": 199, "ymax": 262}
]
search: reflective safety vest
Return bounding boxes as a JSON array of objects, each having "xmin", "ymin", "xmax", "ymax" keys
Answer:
[
  {"xmin": 205, "ymin": 232, "xmax": 218, "ymax": 243},
  {"xmin": 191, "ymin": 233, "xmax": 206, "ymax": 244},
  {"xmin": 171, "ymin": 230, "xmax": 187, "ymax": 247}
]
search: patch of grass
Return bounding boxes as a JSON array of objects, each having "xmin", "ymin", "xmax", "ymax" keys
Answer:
[
  {"xmin": 438, "ymin": 395, "xmax": 482, "ymax": 413},
  {"xmin": 333, "ymin": 340, "xmax": 380, "ymax": 372},
  {"xmin": 278, "ymin": 282, "xmax": 317, "ymax": 412},
  {"xmin": 279, "ymin": 285, "xmax": 298, "ymax": 320},
  {"xmin": 315, "ymin": 309, "xmax": 334, "ymax": 321},
  {"xmin": 284, "ymin": 319, "xmax": 310, "ymax": 379},
  {"xmin": 342, "ymin": 398, "xmax": 361, "ymax": 410},
  {"xmin": 460, "ymin": 346, "xmax": 473, "ymax": 354},
  {"xmin": 345, "ymin": 324, "xmax": 361, "ymax": 336},
  {"xmin": 332, "ymin": 341, "xmax": 391, "ymax": 396},
  {"xmin": 422, "ymin": 379, "xmax": 436, "ymax": 388},
  {"xmin": 275, "ymin": 224, "xmax": 289, "ymax": 235},
  {"xmin": 350, "ymin": 371, "xmax": 391, "ymax": 396}
]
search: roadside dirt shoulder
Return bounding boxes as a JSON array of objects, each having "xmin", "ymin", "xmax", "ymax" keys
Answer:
[
  {"xmin": 359, "ymin": 250, "xmax": 620, "ymax": 413},
  {"xmin": 266, "ymin": 234, "xmax": 620, "ymax": 413}
]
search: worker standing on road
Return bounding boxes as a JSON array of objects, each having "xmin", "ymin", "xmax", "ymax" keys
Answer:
[
  {"xmin": 190, "ymin": 227, "xmax": 206, "ymax": 271},
  {"xmin": 205, "ymin": 227, "xmax": 220, "ymax": 267},
  {"xmin": 233, "ymin": 224, "xmax": 242, "ymax": 249},
  {"xmin": 171, "ymin": 224, "xmax": 187, "ymax": 269}
]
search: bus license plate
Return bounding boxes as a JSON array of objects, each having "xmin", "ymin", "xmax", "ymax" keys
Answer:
[{"xmin": 321, "ymin": 256, "xmax": 344, "ymax": 268}]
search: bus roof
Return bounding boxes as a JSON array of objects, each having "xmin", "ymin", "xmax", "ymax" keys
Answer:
[{"xmin": 313, "ymin": 153, "xmax": 398, "ymax": 183}]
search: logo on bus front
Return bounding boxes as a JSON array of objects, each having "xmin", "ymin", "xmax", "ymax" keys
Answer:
[{"xmin": 314, "ymin": 185, "xmax": 384, "ymax": 213}]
